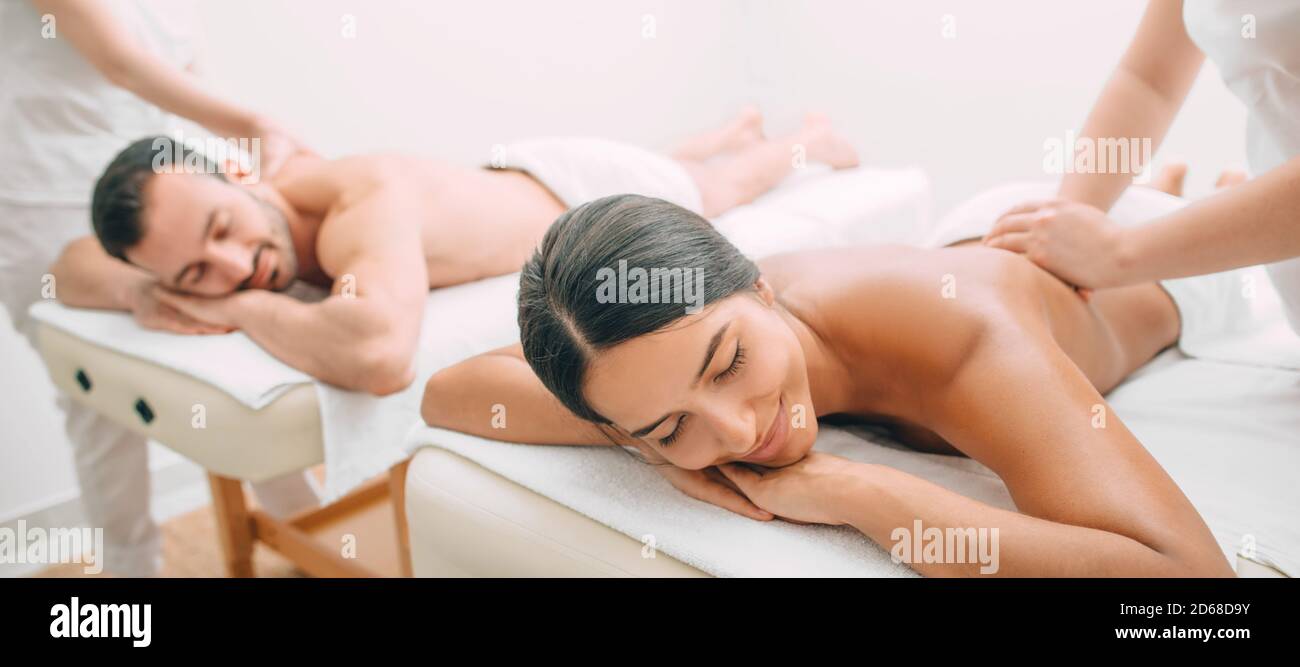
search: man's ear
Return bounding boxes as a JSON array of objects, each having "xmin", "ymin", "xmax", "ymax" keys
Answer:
[{"xmin": 754, "ymin": 276, "xmax": 775, "ymax": 307}]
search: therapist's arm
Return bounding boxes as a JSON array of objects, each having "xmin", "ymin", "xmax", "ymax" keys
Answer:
[
  {"xmin": 1117, "ymin": 156, "xmax": 1300, "ymax": 281},
  {"xmin": 1056, "ymin": 0, "xmax": 1204, "ymax": 211},
  {"xmin": 984, "ymin": 156, "xmax": 1300, "ymax": 289},
  {"xmin": 30, "ymin": 0, "xmax": 307, "ymax": 175}
]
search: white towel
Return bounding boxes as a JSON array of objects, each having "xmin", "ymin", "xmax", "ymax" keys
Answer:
[
  {"xmin": 29, "ymin": 302, "xmax": 312, "ymax": 409},
  {"xmin": 405, "ymin": 349, "xmax": 1300, "ymax": 577},
  {"xmin": 490, "ymin": 136, "xmax": 705, "ymax": 213},
  {"xmin": 403, "ymin": 422, "xmax": 1014, "ymax": 577}
]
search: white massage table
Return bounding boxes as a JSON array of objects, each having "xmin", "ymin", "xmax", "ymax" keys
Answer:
[
  {"xmin": 403, "ymin": 349, "xmax": 1299, "ymax": 577},
  {"xmin": 30, "ymin": 166, "xmax": 935, "ymax": 577},
  {"xmin": 400, "ymin": 182, "xmax": 1300, "ymax": 578}
]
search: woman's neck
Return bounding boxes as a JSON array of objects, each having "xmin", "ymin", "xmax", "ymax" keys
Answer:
[{"xmin": 777, "ymin": 304, "xmax": 861, "ymax": 418}]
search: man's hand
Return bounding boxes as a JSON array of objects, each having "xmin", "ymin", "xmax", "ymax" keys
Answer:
[
  {"xmin": 717, "ymin": 452, "xmax": 864, "ymax": 526},
  {"xmin": 981, "ymin": 199, "xmax": 1136, "ymax": 297},
  {"xmin": 656, "ymin": 465, "xmax": 774, "ymax": 521},
  {"xmin": 149, "ymin": 286, "xmax": 259, "ymax": 332},
  {"xmin": 124, "ymin": 282, "xmax": 234, "ymax": 335}
]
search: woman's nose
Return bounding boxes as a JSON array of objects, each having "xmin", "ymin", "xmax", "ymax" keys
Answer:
[{"xmin": 711, "ymin": 404, "xmax": 759, "ymax": 459}]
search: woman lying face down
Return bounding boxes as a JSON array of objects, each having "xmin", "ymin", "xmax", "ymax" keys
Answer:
[{"xmin": 421, "ymin": 194, "xmax": 1234, "ymax": 577}]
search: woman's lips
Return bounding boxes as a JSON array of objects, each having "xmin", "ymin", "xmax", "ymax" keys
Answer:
[{"xmin": 743, "ymin": 396, "xmax": 788, "ymax": 463}]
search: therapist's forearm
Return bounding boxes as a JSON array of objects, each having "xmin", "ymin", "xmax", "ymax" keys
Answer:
[
  {"xmin": 1117, "ymin": 156, "xmax": 1300, "ymax": 284},
  {"xmin": 31, "ymin": 0, "xmax": 264, "ymax": 140},
  {"xmin": 1057, "ymin": 67, "xmax": 1186, "ymax": 211},
  {"xmin": 1057, "ymin": 0, "xmax": 1204, "ymax": 211},
  {"xmin": 103, "ymin": 52, "xmax": 264, "ymax": 140}
]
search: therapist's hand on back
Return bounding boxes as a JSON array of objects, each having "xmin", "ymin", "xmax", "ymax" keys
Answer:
[{"xmin": 981, "ymin": 198, "xmax": 1134, "ymax": 298}]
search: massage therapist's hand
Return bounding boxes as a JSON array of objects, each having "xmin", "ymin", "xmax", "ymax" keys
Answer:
[
  {"xmin": 149, "ymin": 286, "xmax": 257, "ymax": 333},
  {"xmin": 249, "ymin": 116, "xmax": 314, "ymax": 180},
  {"xmin": 717, "ymin": 452, "xmax": 865, "ymax": 526},
  {"xmin": 656, "ymin": 465, "xmax": 775, "ymax": 522},
  {"xmin": 126, "ymin": 281, "xmax": 234, "ymax": 335},
  {"xmin": 981, "ymin": 199, "xmax": 1136, "ymax": 297}
]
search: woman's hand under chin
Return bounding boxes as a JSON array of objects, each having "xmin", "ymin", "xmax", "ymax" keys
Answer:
[{"xmin": 718, "ymin": 452, "xmax": 867, "ymax": 526}]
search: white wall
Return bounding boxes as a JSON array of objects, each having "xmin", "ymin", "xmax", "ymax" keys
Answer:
[{"xmin": 0, "ymin": 0, "xmax": 1247, "ymax": 526}]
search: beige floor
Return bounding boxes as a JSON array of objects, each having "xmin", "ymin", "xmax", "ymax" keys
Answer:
[{"xmin": 32, "ymin": 504, "xmax": 305, "ymax": 578}]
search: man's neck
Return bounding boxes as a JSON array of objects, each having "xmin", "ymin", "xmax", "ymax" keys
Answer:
[{"xmin": 249, "ymin": 182, "xmax": 326, "ymax": 284}]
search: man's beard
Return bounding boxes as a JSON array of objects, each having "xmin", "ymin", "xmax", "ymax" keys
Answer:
[{"xmin": 251, "ymin": 193, "xmax": 299, "ymax": 292}]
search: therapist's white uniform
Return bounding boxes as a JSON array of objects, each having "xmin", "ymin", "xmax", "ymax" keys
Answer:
[
  {"xmin": 1184, "ymin": 0, "xmax": 1300, "ymax": 335},
  {"xmin": 0, "ymin": 0, "xmax": 316, "ymax": 576}
]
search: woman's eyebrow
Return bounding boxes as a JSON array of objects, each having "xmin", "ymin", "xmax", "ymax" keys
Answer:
[
  {"xmin": 693, "ymin": 322, "xmax": 730, "ymax": 385},
  {"xmin": 629, "ymin": 322, "xmax": 731, "ymax": 438},
  {"xmin": 630, "ymin": 414, "xmax": 670, "ymax": 439}
]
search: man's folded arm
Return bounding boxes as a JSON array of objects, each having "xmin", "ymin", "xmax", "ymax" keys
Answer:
[{"xmin": 49, "ymin": 236, "xmax": 153, "ymax": 311}]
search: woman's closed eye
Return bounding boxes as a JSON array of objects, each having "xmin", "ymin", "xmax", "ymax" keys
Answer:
[
  {"xmin": 659, "ymin": 341, "xmax": 749, "ymax": 447},
  {"xmin": 715, "ymin": 341, "xmax": 746, "ymax": 383}
]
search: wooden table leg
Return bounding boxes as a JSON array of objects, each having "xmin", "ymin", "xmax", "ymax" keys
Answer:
[
  {"xmin": 389, "ymin": 458, "xmax": 413, "ymax": 577},
  {"xmin": 208, "ymin": 473, "xmax": 255, "ymax": 577}
]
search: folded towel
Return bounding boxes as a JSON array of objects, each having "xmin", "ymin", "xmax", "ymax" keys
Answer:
[
  {"xmin": 490, "ymin": 136, "xmax": 705, "ymax": 213},
  {"xmin": 28, "ymin": 303, "xmax": 312, "ymax": 409}
]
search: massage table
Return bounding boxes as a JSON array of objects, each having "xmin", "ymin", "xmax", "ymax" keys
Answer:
[
  {"xmin": 29, "ymin": 165, "xmax": 934, "ymax": 577},
  {"xmin": 399, "ymin": 181, "xmax": 1300, "ymax": 578}
]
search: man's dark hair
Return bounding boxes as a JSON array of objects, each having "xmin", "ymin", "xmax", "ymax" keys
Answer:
[{"xmin": 91, "ymin": 136, "xmax": 221, "ymax": 261}]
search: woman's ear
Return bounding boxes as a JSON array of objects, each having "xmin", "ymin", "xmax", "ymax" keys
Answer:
[{"xmin": 754, "ymin": 276, "xmax": 776, "ymax": 307}]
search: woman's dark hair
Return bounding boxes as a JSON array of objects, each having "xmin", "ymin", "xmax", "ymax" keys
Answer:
[{"xmin": 518, "ymin": 194, "xmax": 761, "ymax": 425}]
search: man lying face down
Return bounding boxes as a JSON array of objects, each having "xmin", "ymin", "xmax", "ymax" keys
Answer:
[{"xmin": 50, "ymin": 112, "xmax": 861, "ymax": 394}]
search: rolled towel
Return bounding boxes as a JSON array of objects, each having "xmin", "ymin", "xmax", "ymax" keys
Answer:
[{"xmin": 488, "ymin": 136, "xmax": 704, "ymax": 213}]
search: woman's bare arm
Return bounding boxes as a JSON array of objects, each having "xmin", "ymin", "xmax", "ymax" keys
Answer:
[
  {"xmin": 421, "ymin": 344, "xmax": 778, "ymax": 521},
  {"xmin": 421, "ymin": 343, "xmax": 618, "ymax": 445},
  {"xmin": 835, "ymin": 322, "xmax": 1232, "ymax": 577}
]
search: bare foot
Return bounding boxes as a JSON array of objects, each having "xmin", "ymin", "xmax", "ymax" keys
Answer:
[
  {"xmin": 719, "ymin": 106, "xmax": 765, "ymax": 153},
  {"xmin": 798, "ymin": 113, "xmax": 860, "ymax": 169},
  {"xmin": 1215, "ymin": 169, "xmax": 1248, "ymax": 189},
  {"xmin": 1149, "ymin": 162, "xmax": 1188, "ymax": 197}
]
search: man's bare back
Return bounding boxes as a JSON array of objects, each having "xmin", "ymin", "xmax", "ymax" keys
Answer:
[{"xmin": 271, "ymin": 153, "xmax": 565, "ymax": 289}]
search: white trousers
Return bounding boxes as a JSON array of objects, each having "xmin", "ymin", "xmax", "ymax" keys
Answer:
[{"xmin": 0, "ymin": 201, "xmax": 320, "ymax": 576}]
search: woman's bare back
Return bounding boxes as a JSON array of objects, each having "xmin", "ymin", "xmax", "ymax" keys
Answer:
[{"xmin": 757, "ymin": 240, "xmax": 1181, "ymax": 454}]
